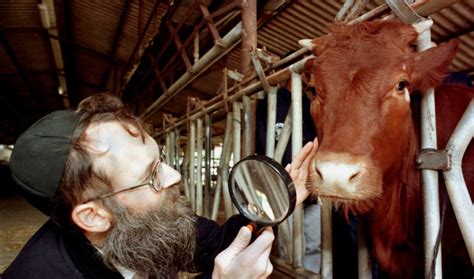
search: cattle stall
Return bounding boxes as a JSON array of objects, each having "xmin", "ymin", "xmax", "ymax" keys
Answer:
[{"xmin": 152, "ymin": 1, "xmax": 472, "ymax": 278}]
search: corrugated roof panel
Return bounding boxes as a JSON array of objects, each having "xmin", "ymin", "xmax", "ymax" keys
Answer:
[
  {"xmin": 285, "ymin": 7, "xmax": 326, "ymax": 36},
  {"xmin": 0, "ymin": 1, "xmax": 41, "ymax": 28},
  {"xmin": 72, "ymin": 1, "xmax": 124, "ymax": 55},
  {"xmin": 224, "ymin": 50, "xmax": 242, "ymax": 72},
  {"xmin": 259, "ymin": 35, "xmax": 288, "ymax": 55}
]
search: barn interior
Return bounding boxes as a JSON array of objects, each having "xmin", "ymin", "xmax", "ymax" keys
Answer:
[{"xmin": 0, "ymin": 0, "xmax": 473, "ymax": 277}]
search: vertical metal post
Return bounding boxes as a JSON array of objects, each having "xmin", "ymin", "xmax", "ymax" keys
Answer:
[
  {"xmin": 290, "ymin": 71, "xmax": 304, "ymax": 268},
  {"xmin": 358, "ymin": 221, "xmax": 372, "ymax": 279},
  {"xmin": 223, "ymin": 114, "xmax": 236, "ymax": 218},
  {"xmin": 266, "ymin": 87, "xmax": 277, "ymax": 158},
  {"xmin": 243, "ymin": 95, "xmax": 252, "ymax": 156},
  {"xmin": 196, "ymin": 117, "xmax": 203, "ymax": 216},
  {"xmin": 241, "ymin": 0, "xmax": 257, "ymax": 77},
  {"xmin": 169, "ymin": 130, "xmax": 176, "ymax": 168},
  {"xmin": 443, "ymin": 100, "xmax": 474, "ymax": 264},
  {"xmin": 182, "ymin": 132, "xmax": 190, "ymax": 200},
  {"xmin": 175, "ymin": 128, "xmax": 180, "ymax": 170},
  {"xmin": 204, "ymin": 114, "xmax": 212, "ymax": 218},
  {"xmin": 212, "ymin": 114, "xmax": 234, "ymax": 220},
  {"xmin": 165, "ymin": 132, "xmax": 171, "ymax": 163},
  {"xmin": 233, "ymin": 102, "xmax": 242, "ymax": 162},
  {"xmin": 189, "ymin": 120, "xmax": 196, "ymax": 211},
  {"xmin": 321, "ymin": 202, "xmax": 333, "ymax": 279},
  {"xmin": 417, "ymin": 26, "xmax": 443, "ymax": 279},
  {"xmin": 274, "ymin": 106, "xmax": 292, "ymax": 164},
  {"xmin": 241, "ymin": 0, "xmax": 257, "ymax": 158}
]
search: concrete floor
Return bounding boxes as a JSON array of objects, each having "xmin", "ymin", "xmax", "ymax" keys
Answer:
[{"xmin": 0, "ymin": 194, "xmax": 47, "ymax": 273}]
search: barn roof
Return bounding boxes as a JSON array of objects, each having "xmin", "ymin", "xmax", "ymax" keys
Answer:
[{"xmin": 0, "ymin": 0, "xmax": 472, "ymax": 145}]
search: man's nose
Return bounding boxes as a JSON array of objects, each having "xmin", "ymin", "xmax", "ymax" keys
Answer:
[{"xmin": 160, "ymin": 163, "xmax": 182, "ymax": 188}]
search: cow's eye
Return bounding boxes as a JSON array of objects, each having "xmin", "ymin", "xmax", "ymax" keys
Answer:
[{"xmin": 396, "ymin": 79, "xmax": 409, "ymax": 93}]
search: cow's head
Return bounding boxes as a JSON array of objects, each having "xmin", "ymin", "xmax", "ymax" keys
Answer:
[{"xmin": 300, "ymin": 20, "xmax": 458, "ymax": 214}]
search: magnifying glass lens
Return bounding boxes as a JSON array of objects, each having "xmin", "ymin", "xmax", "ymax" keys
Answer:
[{"xmin": 231, "ymin": 159, "xmax": 291, "ymax": 225}]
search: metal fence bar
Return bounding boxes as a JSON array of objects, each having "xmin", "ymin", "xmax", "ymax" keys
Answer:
[
  {"xmin": 189, "ymin": 120, "xmax": 196, "ymax": 211},
  {"xmin": 321, "ymin": 202, "xmax": 333, "ymax": 279},
  {"xmin": 196, "ymin": 117, "xmax": 204, "ymax": 216},
  {"xmin": 205, "ymin": 114, "xmax": 212, "ymax": 218},
  {"xmin": 266, "ymin": 87, "xmax": 277, "ymax": 158},
  {"xmin": 417, "ymin": 22, "xmax": 443, "ymax": 279},
  {"xmin": 443, "ymin": 100, "xmax": 474, "ymax": 265},
  {"xmin": 274, "ymin": 106, "xmax": 292, "ymax": 164},
  {"xmin": 290, "ymin": 71, "xmax": 304, "ymax": 268},
  {"xmin": 182, "ymin": 132, "xmax": 190, "ymax": 200},
  {"xmin": 211, "ymin": 114, "xmax": 234, "ymax": 220},
  {"xmin": 243, "ymin": 95, "xmax": 252, "ymax": 157},
  {"xmin": 358, "ymin": 221, "xmax": 372, "ymax": 279}
]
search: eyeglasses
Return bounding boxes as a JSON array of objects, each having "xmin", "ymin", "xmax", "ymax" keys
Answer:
[{"xmin": 84, "ymin": 146, "xmax": 167, "ymax": 203}]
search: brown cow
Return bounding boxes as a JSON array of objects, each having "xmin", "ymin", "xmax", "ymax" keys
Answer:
[{"xmin": 300, "ymin": 21, "xmax": 473, "ymax": 278}]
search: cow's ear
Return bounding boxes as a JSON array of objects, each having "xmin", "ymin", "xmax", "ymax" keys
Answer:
[
  {"xmin": 410, "ymin": 39, "xmax": 459, "ymax": 91},
  {"xmin": 299, "ymin": 36, "xmax": 330, "ymax": 56}
]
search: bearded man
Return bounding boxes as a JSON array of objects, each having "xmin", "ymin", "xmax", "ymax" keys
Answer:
[{"xmin": 3, "ymin": 93, "xmax": 317, "ymax": 278}]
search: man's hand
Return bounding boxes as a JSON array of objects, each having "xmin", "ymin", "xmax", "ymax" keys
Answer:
[
  {"xmin": 212, "ymin": 226, "xmax": 274, "ymax": 279},
  {"xmin": 285, "ymin": 138, "xmax": 319, "ymax": 207}
]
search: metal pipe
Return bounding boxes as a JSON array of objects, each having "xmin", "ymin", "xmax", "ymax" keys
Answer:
[
  {"xmin": 141, "ymin": 23, "xmax": 243, "ymax": 120},
  {"xmin": 233, "ymin": 102, "xmax": 242, "ymax": 163},
  {"xmin": 243, "ymin": 95, "xmax": 252, "ymax": 157},
  {"xmin": 165, "ymin": 132, "xmax": 171, "ymax": 163},
  {"xmin": 175, "ymin": 128, "xmax": 181, "ymax": 170},
  {"xmin": 241, "ymin": 0, "xmax": 257, "ymax": 77},
  {"xmin": 223, "ymin": 114, "xmax": 235, "ymax": 218},
  {"xmin": 418, "ymin": 26, "xmax": 443, "ymax": 279},
  {"xmin": 194, "ymin": 32, "xmax": 200, "ymax": 64},
  {"xmin": 241, "ymin": 0, "xmax": 257, "ymax": 158},
  {"xmin": 274, "ymin": 106, "xmax": 292, "ymax": 164},
  {"xmin": 196, "ymin": 118, "xmax": 204, "ymax": 216},
  {"xmin": 290, "ymin": 71, "xmax": 304, "ymax": 268},
  {"xmin": 205, "ymin": 114, "xmax": 212, "ymax": 218},
  {"xmin": 182, "ymin": 134, "xmax": 190, "ymax": 200},
  {"xmin": 189, "ymin": 121, "xmax": 196, "ymax": 211},
  {"xmin": 443, "ymin": 100, "xmax": 474, "ymax": 264},
  {"xmin": 358, "ymin": 221, "xmax": 372, "ymax": 279},
  {"xmin": 169, "ymin": 131, "xmax": 176, "ymax": 168},
  {"xmin": 266, "ymin": 87, "xmax": 278, "ymax": 158},
  {"xmin": 212, "ymin": 114, "xmax": 234, "ymax": 220},
  {"xmin": 321, "ymin": 201, "xmax": 333, "ymax": 279}
]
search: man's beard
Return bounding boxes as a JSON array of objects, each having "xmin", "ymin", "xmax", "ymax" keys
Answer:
[{"xmin": 100, "ymin": 186, "xmax": 197, "ymax": 278}]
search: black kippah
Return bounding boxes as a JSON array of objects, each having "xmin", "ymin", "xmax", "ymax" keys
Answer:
[{"xmin": 9, "ymin": 110, "xmax": 81, "ymax": 215}]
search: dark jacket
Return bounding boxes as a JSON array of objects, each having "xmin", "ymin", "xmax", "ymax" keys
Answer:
[{"xmin": 2, "ymin": 215, "xmax": 248, "ymax": 278}]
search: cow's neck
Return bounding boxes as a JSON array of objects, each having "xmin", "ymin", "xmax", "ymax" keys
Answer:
[{"xmin": 365, "ymin": 118, "xmax": 422, "ymax": 271}]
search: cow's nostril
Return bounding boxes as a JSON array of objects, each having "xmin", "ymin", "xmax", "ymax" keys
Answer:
[
  {"xmin": 349, "ymin": 171, "xmax": 360, "ymax": 182},
  {"xmin": 315, "ymin": 167, "xmax": 323, "ymax": 180}
]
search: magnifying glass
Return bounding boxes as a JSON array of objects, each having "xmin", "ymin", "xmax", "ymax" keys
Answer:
[{"xmin": 228, "ymin": 154, "xmax": 296, "ymax": 227}]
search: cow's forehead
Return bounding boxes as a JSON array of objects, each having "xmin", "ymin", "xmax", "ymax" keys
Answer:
[
  {"xmin": 320, "ymin": 41, "xmax": 404, "ymax": 71},
  {"xmin": 314, "ymin": 43, "xmax": 407, "ymax": 93}
]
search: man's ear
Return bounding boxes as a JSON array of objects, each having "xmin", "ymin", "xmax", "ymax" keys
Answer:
[{"xmin": 71, "ymin": 202, "xmax": 112, "ymax": 233}]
